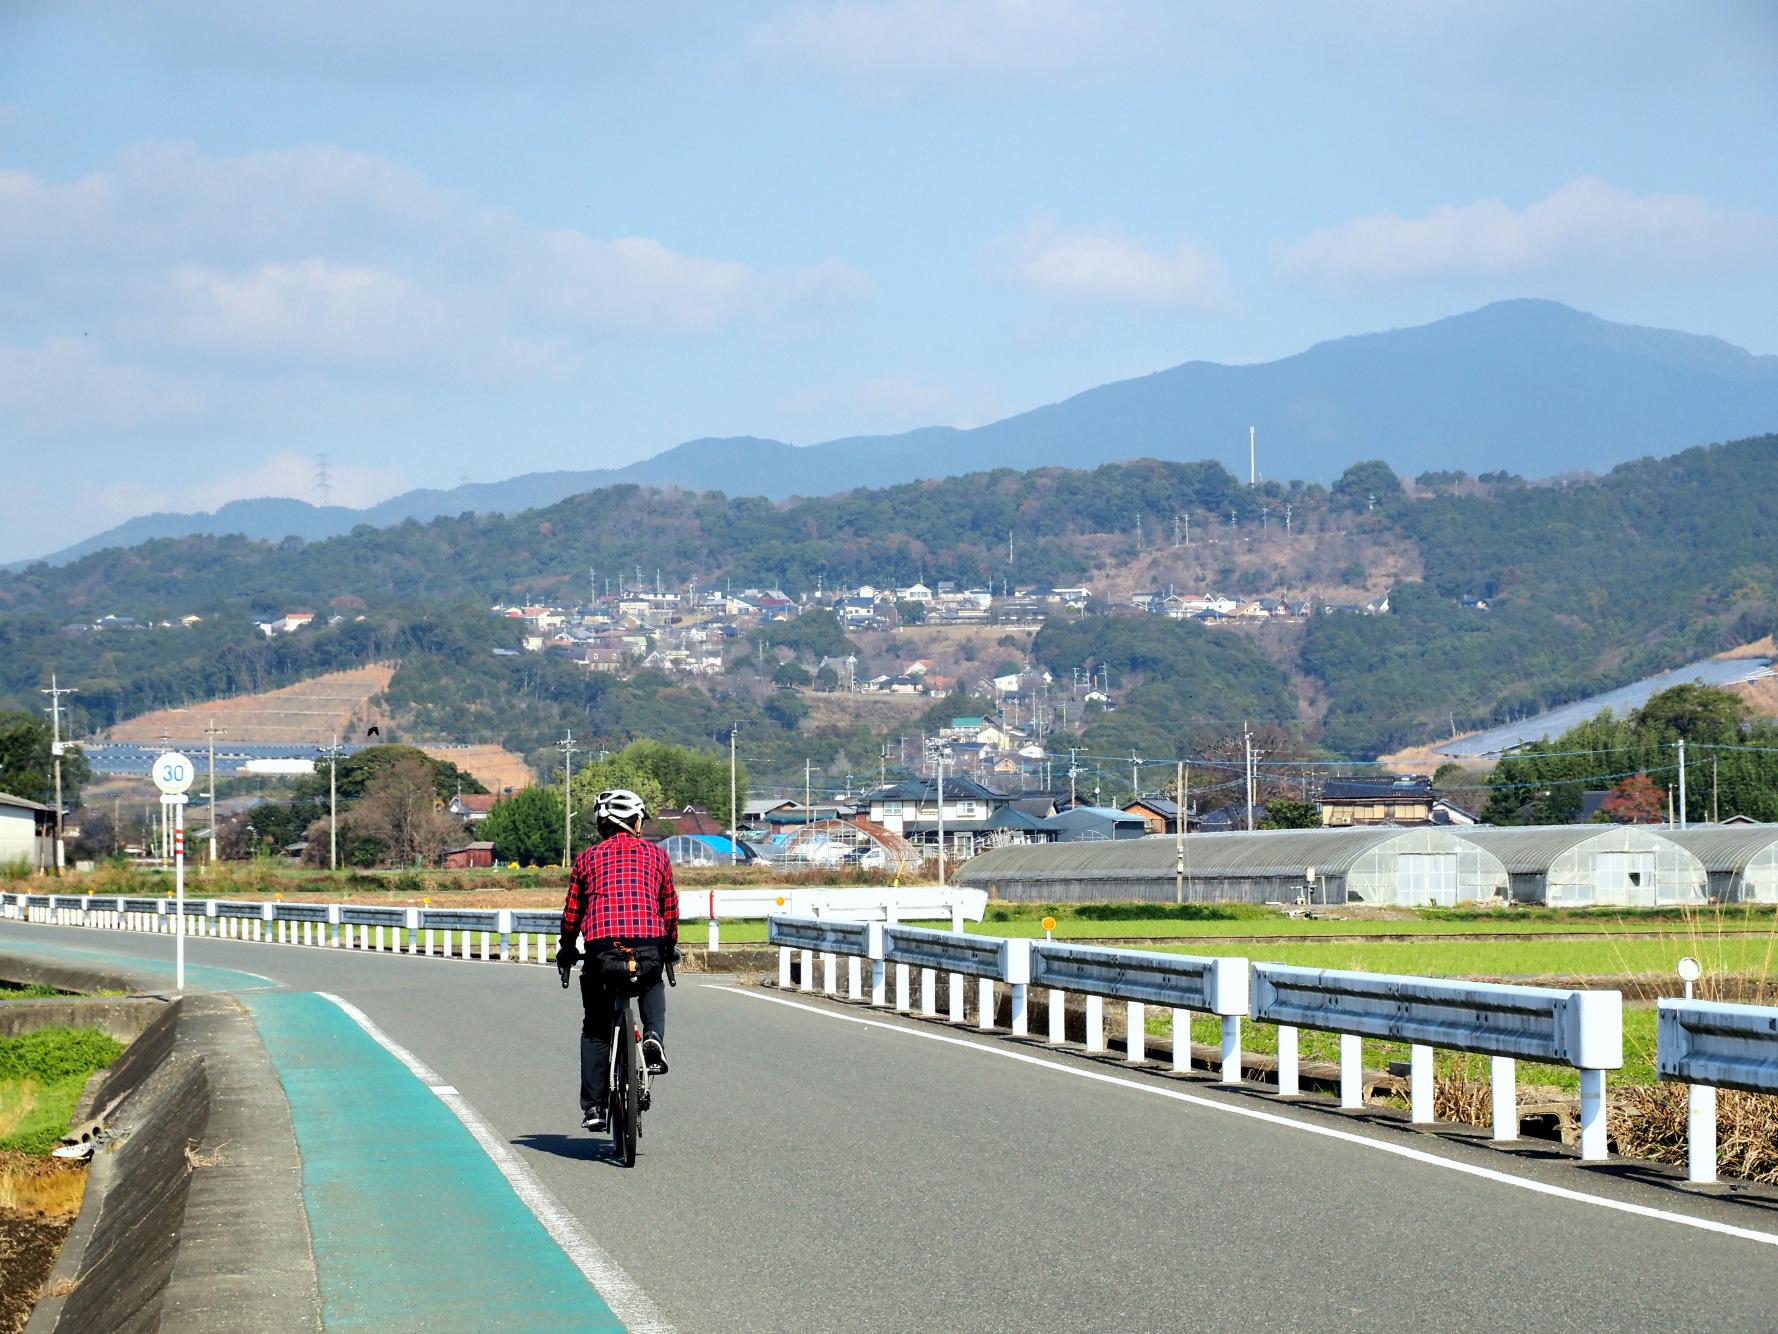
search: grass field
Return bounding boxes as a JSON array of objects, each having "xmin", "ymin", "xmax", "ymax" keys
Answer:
[{"xmin": 0, "ymin": 1028, "xmax": 125, "ymax": 1158}]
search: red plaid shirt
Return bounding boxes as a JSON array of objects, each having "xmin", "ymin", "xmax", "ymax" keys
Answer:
[{"xmin": 561, "ymin": 832, "xmax": 679, "ymax": 945}]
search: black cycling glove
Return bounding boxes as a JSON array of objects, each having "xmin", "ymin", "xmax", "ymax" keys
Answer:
[{"xmin": 556, "ymin": 939, "xmax": 580, "ymax": 989}]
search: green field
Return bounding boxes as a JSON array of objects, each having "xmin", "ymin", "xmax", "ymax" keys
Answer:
[{"xmin": 0, "ymin": 1027, "xmax": 125, "ymax": 1157}]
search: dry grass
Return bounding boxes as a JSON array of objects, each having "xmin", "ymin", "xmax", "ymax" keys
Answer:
[
  {"xmin": 184, "ymin": 1141, "xmax": 226, "ymax": 1170},
  {"xmin": 1611, "ymin": 1083, "xmax": 1778, "ymax": 1184},
  {"xmin": 0, "ymin": 1085, "xmax": 35, "ymax": 1142},
  {"xmin": 38, "ymin": 1275, "xmax": 79, "ymax": 1300},
  {"xmin": 1433, "ymin": 1072, "xmax": 1495, "ymax": 1126},
  {"xmin": 0, "ymin": 1154, "xmax": 86, "ymax": 1220}
]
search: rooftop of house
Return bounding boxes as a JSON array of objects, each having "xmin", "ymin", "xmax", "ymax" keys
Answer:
[
  {"xmin": 866, "ymin": 776, "xmax": 1012, "ymax": 804},
  {"xmin": 1320, "ymin": 776, "xmax": 1434, "ymax": 802}
]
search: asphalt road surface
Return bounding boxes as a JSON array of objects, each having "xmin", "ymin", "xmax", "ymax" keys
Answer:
[{"xmin": 7, "ymin": 920, "xmax": 1778, "ymax": 1332}]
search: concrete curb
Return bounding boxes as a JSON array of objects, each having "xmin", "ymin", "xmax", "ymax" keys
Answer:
[{"xmin": 2, "ymin": 955, "xmax": 324, "ymax": 1333}]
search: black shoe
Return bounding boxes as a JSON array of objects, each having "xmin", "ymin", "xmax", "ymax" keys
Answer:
[
  {"xmin": 582, "ymin": 1108, "xmax": 608, "ymax": 1133},
  {"xmin": 641, "ymin": 1034, "xmax": 668, "ymax": 1075}
]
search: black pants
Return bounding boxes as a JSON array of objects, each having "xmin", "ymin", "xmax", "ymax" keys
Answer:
[{"xmin": 579, "ymin": 953, "xmax": 667, "ymax": 1116}]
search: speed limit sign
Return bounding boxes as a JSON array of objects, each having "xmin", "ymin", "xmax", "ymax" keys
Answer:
[{"xmin": 153, "ymin": 751, "xmax": 195, "ymax": 796}]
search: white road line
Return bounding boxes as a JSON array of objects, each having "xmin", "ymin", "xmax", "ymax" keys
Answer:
[
  {"xmin": 716, "ymin": 984, "xmax": 1778, "ymax": 1250},
  {"xmin": 316, "ymin": 991, "xmax": 674, "ymax": 1332}
]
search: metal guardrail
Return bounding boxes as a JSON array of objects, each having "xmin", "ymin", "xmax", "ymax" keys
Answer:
[
  {"xmin": 1251, "ymin": 963, "xmax": 1623, "ymax": 1159},
  {"xmin": 1031, "ymin": 942, "xmax": 1248, "ymax": 1078},
  {"xmin": 764, "ymin": 915, "xmax": 1250, "ymax": 1065},
  {"xmin": 1657, "ymin": 997, "xmax": 1778, "ymax": 1183},
  {"xmin": 0, "ymin": 891, "xmax": 562, "ymax": 965}
]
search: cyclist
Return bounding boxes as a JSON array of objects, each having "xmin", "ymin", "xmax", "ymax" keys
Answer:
[{"xmin": 557, "ymin": 787, "xmax": 680, "ymax": 1132}]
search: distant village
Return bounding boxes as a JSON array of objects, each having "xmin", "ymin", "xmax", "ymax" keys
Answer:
[{"xmin": 488, "ymin": 577, "xmax": 1393, "ymax": 687}]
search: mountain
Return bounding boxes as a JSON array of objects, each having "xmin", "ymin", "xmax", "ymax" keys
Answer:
[
  {"xmin": 4, "ymin": 435, "xmax": 1776, "ymax": 763},
  {"xmin": 26, "ymin": 300, "xmax": 1778, "ymax": 565}
]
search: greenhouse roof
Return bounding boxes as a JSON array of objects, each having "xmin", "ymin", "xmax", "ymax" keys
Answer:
[
  {"xmin": 1663, "ymin": 825, "xmax": 1778, "ymax": 873},
  {"xmin": 958, "ymin": 827, "xmax": 1476, "ymax": 883},
  {"xmin": 1455, "ymin": 825, "xmax": 1694, "ymax": 873}
]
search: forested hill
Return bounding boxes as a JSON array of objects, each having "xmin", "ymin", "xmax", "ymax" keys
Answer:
[
  {"xmin": 29, "ymin": 299, "xmax": 1778, "ymax": 567},
  {"xmin": 3, "ymin": 435, "xmax": 1775, "ymax": 761}
]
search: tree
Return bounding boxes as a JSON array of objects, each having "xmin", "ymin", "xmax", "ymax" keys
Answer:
[
  {"xmin": 814, "ymin": 665, "xmax": 839, "ymax": 691},
  {"xmin": 0, "ymin": 711, "xmax": 90, "ymax": 807},
  {"xmin": 1632, "ymin": 683, "xmax": 1744, "ymax": 745},
  {"xmin": 763, "ymin": 692, "xmax": 807, "ymax": 731},
  {"xmin": 1600, "ymin": 773, "xmax": 1663, "ymax": 824},
  {"xmin": 1330, "ymin": 460, "xmax": 1403, "ymax": 513},
  {"xmin": 326, "ymin": 756, "xmax": 462, "ymax": 866},
  {"xmin": 772, "ymin": 661, "xmax": 812, "ymax": 687},
  {"xmin": 480, "ymin": 786, "xmax": 568, "ymax": 865},
  {"xmin": 1259, "ymin": 799, "xmax": 1321, "ymax": 829},
  {"xmin": 895, "ymin": 600, "xmax": 927, "ymax": 625}
]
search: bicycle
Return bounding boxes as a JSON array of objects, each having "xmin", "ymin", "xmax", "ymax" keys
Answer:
[{"xmin": 562, "ymin": 945, "xmax": 677, "ymax": 1168}]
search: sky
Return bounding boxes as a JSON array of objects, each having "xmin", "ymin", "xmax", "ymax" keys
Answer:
[{"xmin": 2, "ymin": 1, "xmax": 1775, "ymax": 563}]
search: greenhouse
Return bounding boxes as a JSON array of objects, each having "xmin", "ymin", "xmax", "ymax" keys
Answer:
[
  {"xmin": 956, "ymin": 827, "xmax": 1509, "ymax": 907},
  {"xmin": 1664, "ymin": 826, "xmax": 1778, "ymax": 902},
  {"xmin": 1457, "ymin": 826, "xmax": 1706, "ymax": 907}
]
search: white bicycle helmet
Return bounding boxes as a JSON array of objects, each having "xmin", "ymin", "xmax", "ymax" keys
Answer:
[{"xmin": 593, "ymin": 787, "xmax": 649, "ymax": 831}]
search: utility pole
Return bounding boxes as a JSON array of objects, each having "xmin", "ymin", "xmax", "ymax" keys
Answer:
[
  {"xmin": 319, "ymin": 735, "xmax": 345, "ymax": 870},
  {"xmin": 729, "ymin": 727, "xmax": 739, "ymax": 866},
  {"xmin": 1174, "ymin": 759, "xmax": 1186, "ymax": 905},
  {"xmin": 805, "ymin": 757, "xmax": 813, "ymax": 820},
  {"xmin": 1244, "ymin": 723, "xmax": 1256, "ymax": 832},
  {"xmin": 204, "ymin": 719, "xmax": 225, "ymax": 863},
  {"xmin": 1130, "ymin": 750, "xmax": 1141, "ymax": 801},
  {"xmin": 935, "ymin": 752, "xmax": 947, "ymax": 886},
  {"xmin": 1712, "ymin": 755, "xmax": 1720, "ymax": 824},
  {"xmin": 41, "ymin": 674, "xmax": 76, "ymax": 873},
  {"xmin": 1284, "ymin": 502, "xmax": 1292, "ymax": 536},
  {"xmin": 557, "ymin": 729, "xmax": 579, "ymax": 866},
  {"xmin": 1249, "ymin": 426, "xmax": 1257, "ymax": 486},
  {"xmin": 1676, "ymin": 738, "xmax": 1688, "ymax": 829},
  {"xmin": 1068, "ymin": 746, "xmax": 1082, "ymax": 806}
]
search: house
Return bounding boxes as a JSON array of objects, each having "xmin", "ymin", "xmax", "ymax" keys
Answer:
[
  {"xmin": 1041, "ymin": 806, "xmax": 1149, "ymax": 842},
  {"xmin": 0, "ymin": 791, "xmax": 55, "ymax": 871},
  {"xmin": 447, "ymin": 794, "xmax": 498, "ymax": 824},
  {"xmin": 656, "ymin": 806, "xmax": 726, "ymax": 837},
  {"xmin": 584, "ymin": 646, "xmax": 627, "ymax": 673},
  {"xmin": 1123, "ymin": 795, "xmax": 1181, "ymax": 834},
  {"xmin": 1193, "ymin": 805, "xmax": 1265, "ymax": 833},
  {"xmin": 280, "ymin": 611, "xmax": 316, "ymax": 633},
  {"xmin": 444, "ymin": 841, "xmax": 496, "ymax": 869},
  {"xmin": 1319, "ymin": 776, "xmax": 1435, "ymax": 827},
  {"xmin": 863, "ymin": 776, "xmax": 1017, "ymax": 860}
]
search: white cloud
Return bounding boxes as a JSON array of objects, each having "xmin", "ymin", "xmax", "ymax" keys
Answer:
[
  {"xmin": 0, "ymin": 336, "xmax": 209, "ymax": 433},
  {"xmin": 754, "ymin": 0, "xmax": 1156, "ymax": 76},
  {"xmin": 993, "ymin": 218, "xmax": 1233, "ymax": 310},
  {"xmin": 0, "ymin": 142, "xmax": 875, "ymax": 382},
  {"xmin": 158, "ymin": 259, "xmax": 454, "ymax": 366},
  {"xmin": 1281, "ymin": 177, "xmax": 1778, "ymax": 287}
]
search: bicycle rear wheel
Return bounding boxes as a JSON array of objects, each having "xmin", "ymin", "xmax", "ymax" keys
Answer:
[{"xmin": 616, "ymin": 1005, "xmax": 639, "ymax": 1167}]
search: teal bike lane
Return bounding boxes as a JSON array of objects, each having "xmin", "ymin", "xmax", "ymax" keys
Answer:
[
  {"xmin": 0, "ymin": 926, "xmax": 625, "ymax": 1331},
  {"xmin": 243, "ymin": 992, "xmax": 621, "ymax": 1332}
]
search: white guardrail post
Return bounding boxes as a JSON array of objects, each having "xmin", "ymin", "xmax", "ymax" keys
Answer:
[
  {"xmin": 1252, "ymin": 965, "xmax": 1623, "ymax": 1160},
  {"xmin": 1029, "ymin": 943, "xmax": 1248, "ymax": 1078},
  {"xmin": 1657, "ymin": 997, "xmax": 1778, "ymax": 1185}
]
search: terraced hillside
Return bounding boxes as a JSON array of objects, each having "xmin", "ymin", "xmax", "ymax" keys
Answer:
[{"xmin": 107, "ymin": 664, "xmax": 396, "ymax": 745}]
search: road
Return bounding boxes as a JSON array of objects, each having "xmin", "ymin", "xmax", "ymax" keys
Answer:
[{"xmin": 6, "ymin": 921, "xmax": 1778, "ymax": 1331}]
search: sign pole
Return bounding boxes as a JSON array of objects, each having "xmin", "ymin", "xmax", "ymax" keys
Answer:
[
  {"xmin": 153, "ymin": 751, "xmax": 195, "ymax": 993},
  {"xmin": 173, "ymin": 796, "xmax": 186, "ymax": 992}
]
